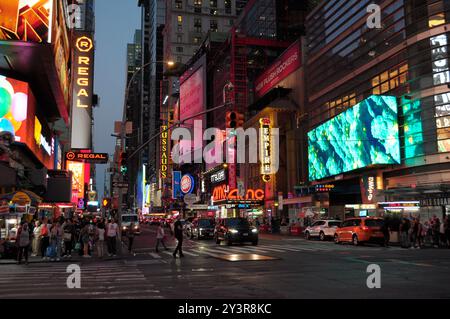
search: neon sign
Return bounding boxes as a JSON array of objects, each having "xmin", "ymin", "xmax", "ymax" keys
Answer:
[
  {"xmin": 73, "ymin": 35, "xmax": 94, "ymax": 108},
  {"xmin": 212, "ymin": 185, "xmax": 265, "ymax": 202},
  {"xmin": 160, "ymin": 125, "xmax": 168, "ymax": 179},
  {"xmin": 260, "ymin": 118, "xmax": 272, "ymax": 177}
]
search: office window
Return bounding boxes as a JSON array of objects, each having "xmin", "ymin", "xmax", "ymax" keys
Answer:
[
  {"xmin": 177, "ymin": 15, "xmax": 183, "ymax": 25},
  {"xmin": 194, "ymin": 18, "xmax": 202, "ymax": 33},
  {"xmin": 177, "ymin": 35, "xmax": 182, "ymax": 43},
  {"xmin": 194, "ymin": 0, "xmax": 202, "ymax": 13},
  {"xmin": 193, "ymin": 36, "xmax": 202, "ymax": 44},
  {"xmin": 177, "ymin": 56, "xmax": 182, "ymax": 63},
  {"xmin": 225, "ymin": 0, "xmax": 231, "ymax": 14},
  {"xmin": 211, "ymin": 9, "xmax": 218, "ymax": 15},
  {"xmin": 175, "ymin": 0, "xmax": 182, "ymax": 9},
  {"xmin": 372, "ymin": 64, "xmax": 408, "ymax": 95},
  {"xmin": 176, "ymin": 46, "xmax": 183, "ymax": 53},
  {"xmin": 210, "ymin": 0, "xmax": 217, "ymax": 7},
  {"xmin": 325, "ymin": 93, "xmax": 356, "ymax": 117},
  {"xmin": 210, "ymin": 20, "xmax": 218, "ymax": 32},
  {"xmin": 178, "ymin": 25, "xmax": 183, "ymax": 32}
]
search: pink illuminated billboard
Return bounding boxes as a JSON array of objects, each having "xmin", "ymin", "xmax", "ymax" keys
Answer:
[{"xmin": 254, "ymin": 41, "xmax": 302, "ymax": 98}]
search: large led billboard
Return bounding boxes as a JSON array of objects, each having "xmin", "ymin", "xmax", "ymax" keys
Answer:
[
  {"xmin": 308, "ymin": 95, "xmax": 400, "ymax": 181},
  {"xmin": 0, "ymin": 0, "xmax": 54, "ymax": 43},
  {"xmin": 0, "ymin": 76, "xmax": 55, "ymax": 169}
]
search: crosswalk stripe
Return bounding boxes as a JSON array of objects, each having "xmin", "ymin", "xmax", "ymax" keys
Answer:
[
  {"xmin": 190, "ymin": 249, "xmax": 222, "ymax": 258},
  {"xmin": 149, "ymin": 252, "xmax": 162, "ymax": 259},
  {"xmin": 263, "ymin": 244, "xmax": 306, "ymax": 251}
]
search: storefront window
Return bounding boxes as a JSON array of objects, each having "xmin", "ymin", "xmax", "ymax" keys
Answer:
[{"xmin": 372, "ymin": 63, "xmax": 408, "ymax": 95}]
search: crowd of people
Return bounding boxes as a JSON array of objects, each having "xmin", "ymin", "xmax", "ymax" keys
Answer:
[
  {"xmin": 14, "ymin": 216, "xmax": 126, "ymax": 265},
  {"xmin": 394, "ymin": 215, "xmax": 450, "ymax": 249}
]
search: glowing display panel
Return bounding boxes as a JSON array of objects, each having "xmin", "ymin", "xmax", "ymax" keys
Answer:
[{"xmin": 308, "ymin": 95, "xmax": 400, "ymax": 181}]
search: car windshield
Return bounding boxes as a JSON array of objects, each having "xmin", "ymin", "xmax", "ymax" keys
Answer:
[
  {"xmin": 328, "ymin": 221, "xmax": 341, "ymax": 227},
  {"xmin": 198, "ymin": 219, "xmax": 214, "ymax": 227},
  {"xmin": 365, "ymin": 219, "xmax": 384, "ymax": 227},
  {"xmin": 225, "ymin": 218, "xmax": 249, "ymax": 227},
  {"xmin": 122, "ymin": 216, "xmax": 138, "ymax": 223}
]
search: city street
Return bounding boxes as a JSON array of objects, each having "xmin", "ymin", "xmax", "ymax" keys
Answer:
[{"xmin": 1, "ymin": 225, "xmax": 450, "ymax": 299}]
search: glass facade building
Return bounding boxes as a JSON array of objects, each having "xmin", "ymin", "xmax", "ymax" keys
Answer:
[{"xmin": 305, "ymin": 0, "xmax": 450, "ymax": 218}]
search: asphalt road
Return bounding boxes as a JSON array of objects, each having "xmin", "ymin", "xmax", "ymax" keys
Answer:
[{"xmin": 1, "ymin": 224, "xmax": 450, "ymax": 299}]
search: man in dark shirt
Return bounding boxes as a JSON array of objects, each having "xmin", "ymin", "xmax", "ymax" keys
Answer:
[{"xmin": 173, "ymin": 216, "xmax": 184, "ymax": 258}]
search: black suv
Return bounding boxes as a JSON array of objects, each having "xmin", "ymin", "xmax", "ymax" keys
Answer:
[
  {"xmin": 215, "ymin": 218, "xmax": 258, "ymax": 246},
  {"xmin": 190, "ymin": 218, "xmax": 215, "ymax": 239}
]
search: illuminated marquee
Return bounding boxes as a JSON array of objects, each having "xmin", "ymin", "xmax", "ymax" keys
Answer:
[
  {"xmin": 73, "ymin": 35, "xmax": 94, "ymax": 108},
  {"xmin": 160, "ymin": 125, "xmax": 168, "ymax": 179},
  {"xmin": 260, "ymin": 118, "xmax": 272, "ymax": 177},
  {"xmin": 212, "ymin": 185, "xmax": 265, "ymax": 202}
]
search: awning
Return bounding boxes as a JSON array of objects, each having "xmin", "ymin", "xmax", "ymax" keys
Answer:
[{"xmin": 0, "ymin": 190, "xmax": 42, "ymax": 206}]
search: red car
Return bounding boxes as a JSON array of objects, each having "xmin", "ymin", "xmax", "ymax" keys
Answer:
[{"xmin": 334, "ymin": 217, "xmax": 385, "ymax": 246}]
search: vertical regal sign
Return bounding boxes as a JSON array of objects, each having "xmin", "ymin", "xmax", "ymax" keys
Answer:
[
  {"xmin": 70, "ymin": 31, "xmax": 94, "ymax": 149},
  {"xmin": 160, "ymin": 125, "xmax": 168, "ymax": 179}
]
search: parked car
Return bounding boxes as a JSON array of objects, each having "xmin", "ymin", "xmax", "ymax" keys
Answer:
[
  {"xmin": 304, "ymin": 220, "xmax": 341, "ymax": 241},
  {"xmin": 189, "ymin": 218, "xmax": 215, "ymax": 239},
  {"xmin": 334, "ymin": 217, "xmax": 384, "ymax": 246},
  {"xmin": 215, "ymin": 218, "xmax": 258, "ymax": 246}
]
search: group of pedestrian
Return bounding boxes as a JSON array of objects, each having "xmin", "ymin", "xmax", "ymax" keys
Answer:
[
  {"xmin": 397, "ymin": 215, "xmax": 450, "ymax": 249},
  {"xmin": 15, "ymin": 216, "xmax": 123, "ymax": 265}
]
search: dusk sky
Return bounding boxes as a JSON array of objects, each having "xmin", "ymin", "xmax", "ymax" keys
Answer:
[{"xmin": 93, "ymin": 0, "xmax": 140, "ymax": 200}]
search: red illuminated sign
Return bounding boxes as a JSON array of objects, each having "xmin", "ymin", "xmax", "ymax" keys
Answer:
[
  {"xmin": 255, "ymin": 41, "xmax": 301, "ymax": 98},
  {"xmin": 212, "ymin": 185, "xmax": 264, "ymax": 202}
]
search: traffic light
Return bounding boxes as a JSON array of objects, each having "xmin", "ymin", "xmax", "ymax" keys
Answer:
[
  {"xmin": 226, "ymin": 111, "xmax": 244, "ymax": 129},
  {"xmin": 102, "ymin": 198, "xmax": 111, "ymax": 208},
  {"xmin": 120, "ymin": 152, "xmax": 128, "ymax": 175}
]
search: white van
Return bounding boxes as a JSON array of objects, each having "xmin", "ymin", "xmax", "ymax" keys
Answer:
[{"xmin": 121, "ymin": 214, "xmax": 140, "ymax": 235}]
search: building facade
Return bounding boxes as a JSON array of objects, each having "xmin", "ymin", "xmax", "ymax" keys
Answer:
[{"xmin": 304, "ymin": 0, "xmax": 450, "ymax": 221}]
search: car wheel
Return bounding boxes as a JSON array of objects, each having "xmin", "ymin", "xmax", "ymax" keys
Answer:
[
  {"xmin": 305, "ymin": 231, "xmax": 310, "ymax": 240},
  {"xmin": 334, "ymin": 234, "xmax": 340, "ymax": 244},
  {"xmin": 319, "ymin": 232, "xmax": 325, "ymax": 241},
  {"xmin": 352, "ymin": 235, "xmax": 359, "ymax": 246}
]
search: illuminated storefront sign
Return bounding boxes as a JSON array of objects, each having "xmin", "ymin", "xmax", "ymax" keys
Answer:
[
  {"xmin": 65, "ymin": 151, "xmax": 108, "ymax": 163},
  {"xmin": 212, "ymin": 185, "xmax": 265, "ymax": 202},
  {"xmin": 211, "ymin": 169, "xmax": 226, "ymax": 184},
  {"xmin": 260, "ymin": 118, "xmax": 272, "ymax": 177},
  {"xmin": 74, "ymin": 35, "xmax": 94, "ymax": 108},
  {"xmin": 160, "ymin": 125, "xmax": 168, "ymax": 179},
  {"xmin": 71, "ymin": 32, "xmax": 94, "ymax": 149},
  {"xmin": 180, "ymin": 174, "xmax": 195, "ymax": 195},
  {"xmin": 0, "ymin": 0, "xmax": 54, "ymax": 43}
]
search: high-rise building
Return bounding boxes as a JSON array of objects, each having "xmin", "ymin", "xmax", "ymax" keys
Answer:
[{"xmin": 305, "ymin": 0, "xmax": 450, "ymax": 219}]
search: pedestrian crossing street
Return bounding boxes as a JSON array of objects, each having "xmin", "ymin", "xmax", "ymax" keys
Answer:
[
  {"xmin": 0, "ymin": 261, "xmax": 164, "ymax": 299},
  {"xmin": 134, "ymin": 241, "xmax": 404, "ymax": 260}
]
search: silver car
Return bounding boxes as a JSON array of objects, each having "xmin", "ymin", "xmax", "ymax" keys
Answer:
[{"xmin": 305, "ymin": 220, "xmax": 341, "ymax": 241}]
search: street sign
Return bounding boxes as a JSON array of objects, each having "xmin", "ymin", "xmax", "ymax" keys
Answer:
[
  {"xmin": 112, "ymin": 182, "xmax": 129, "ymax": 189},
  {"xmin": 184, "ymin": 194, "xmax": 198, "ymax": 206}
]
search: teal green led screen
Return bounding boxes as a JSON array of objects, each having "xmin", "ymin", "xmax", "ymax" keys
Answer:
[{"xmin": 308, "ymin": 95, "xmax": 400, "ymax": 181}]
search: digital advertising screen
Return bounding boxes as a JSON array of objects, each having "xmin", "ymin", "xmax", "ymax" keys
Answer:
[
  {"xmin": 0, "ymin": 75, "xmax": 54, "ymax": 168},
  {"xmin": 0, "ymin": 0, "xmax": 54, "ymax": 43},
  {"xmin": 308, "ymin": 95, "xmax": 400, "ymax": 181}
]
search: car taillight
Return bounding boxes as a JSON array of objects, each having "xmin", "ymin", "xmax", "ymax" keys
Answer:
[{"xmin": 361, "ymin": 226, "xmax": 369, "ymax": 231}]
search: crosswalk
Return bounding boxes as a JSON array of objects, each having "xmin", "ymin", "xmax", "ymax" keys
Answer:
[
  {"xmin": 0, "ymin": 261, "xmax": 164, "ymax": 299},
  {"xmin": 133, "ymin": 241, "xmax": 404, "ymax": 260}
]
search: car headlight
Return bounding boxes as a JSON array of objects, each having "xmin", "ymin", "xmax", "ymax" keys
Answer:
[
  {"xmin": 252, "ymin": 229, "xmax": 258, "ymax": 233},
  {"xmin": 229, "ymin": 229, "xmax": 238, "ymax": 234},
  {"xmin": 199, "ymin": 228, "xmax": 203, "ymax": 232},
  {"xmin": 134, "ymin": 226, "xmax": 138, "ymax": 229},
  {"xmin": 123, "ymin": 227, "xmax": 127, "ymax": 230}
]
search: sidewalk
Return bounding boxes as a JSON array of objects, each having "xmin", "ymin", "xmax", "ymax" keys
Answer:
[{"xmin": 0, "ymin": 240, "xmax": 133, "ymax": 265}]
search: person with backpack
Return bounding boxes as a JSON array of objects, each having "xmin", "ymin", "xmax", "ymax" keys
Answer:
[{"xmin": 17, "ymin": 222, "xmax": 31, "ymax": 265}]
